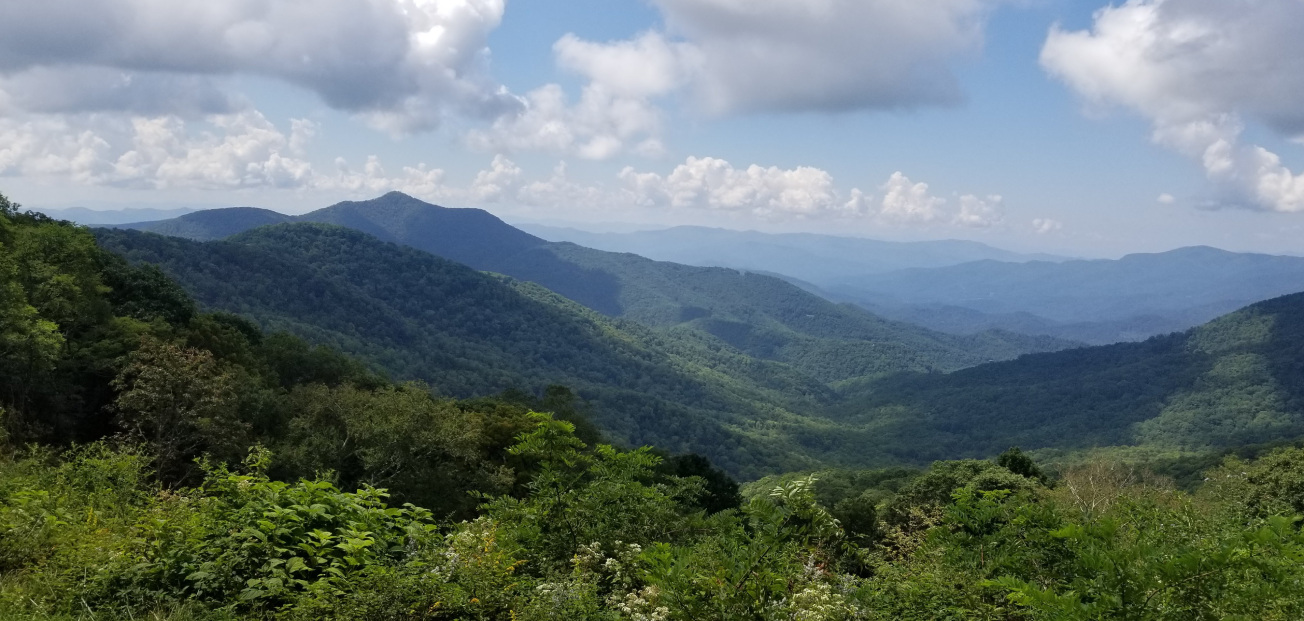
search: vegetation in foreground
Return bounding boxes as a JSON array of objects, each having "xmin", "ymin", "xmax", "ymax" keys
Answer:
[{"xmin": 5, "ymin": 429, "xmax": 1304, "ymax": 619}]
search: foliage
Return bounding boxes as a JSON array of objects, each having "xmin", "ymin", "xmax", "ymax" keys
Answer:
[
  {"xmin": 7, "ymin": 189, "xmax": 1304, "ymax": 618},
  {"xmin": 6, "ymin": 416, "xmax": 1304, "ymax": 619}
]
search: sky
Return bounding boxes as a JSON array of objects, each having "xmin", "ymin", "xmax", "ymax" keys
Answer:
[{"xmin": 1, "ymin": 0, "xmax": 1302, "ymax": 257}]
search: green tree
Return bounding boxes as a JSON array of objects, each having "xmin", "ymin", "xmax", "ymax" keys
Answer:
[{"xmin": 111, "ymin": 337, "xmax": 248, "ymax": 482}]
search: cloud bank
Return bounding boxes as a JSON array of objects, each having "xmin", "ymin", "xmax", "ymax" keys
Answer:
[
  {"xmin": 0, "ymin": 0, "xmax": 516, "ymax": 132},
  {"xmin": 1042, "ymin": 0, "xmax": 1304, "ymax": 212},
  {"xmin": 473, "ymin": 0, "xmax": 1003, "ymax": 159}
]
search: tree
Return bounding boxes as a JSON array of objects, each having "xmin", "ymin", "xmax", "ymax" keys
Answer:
[
  {"xmin": 997, "ymin": 447, "xmax": 1047, "ymax": 484},
  {"xmin": 111, "ymin": 337, "xmax": 247, "ymax": 482}
]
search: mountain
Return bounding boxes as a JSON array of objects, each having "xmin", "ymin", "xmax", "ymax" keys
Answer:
[
  {"xmin": 856, "ymin": 299, "xmax": 1247, "ymax": 346},
  {"xmin": 94, "ymin": 223, "xmax": 844, "ymax": 477},
  {"xmin": 517, "ymin": 223, "xmax": 1065, "ymax": 284},
  {"xmin": 120, "ymin": 192, "xmax": 1073, "ymax": 382},
  {"xmin": 33, "ymin": 206, "xmax": 200, "ymax": 225},
  {"xmin": 827, "ymin": 246, "xmax": 1304, "ymax": 344},
  {"xmin": 91, "ymin": 208, "xmax": 1304, "ymax": 475},
  {"xmin": 518, "ymin": 224, "xmax": 1304, "ymax": 346},
  {"xmin": 820, "ymin": 291, "xmax": 1304, "ymax": 465},
  {"xmin": 124, "ymin": 206, "xmax": 293, "ymax": 240}
]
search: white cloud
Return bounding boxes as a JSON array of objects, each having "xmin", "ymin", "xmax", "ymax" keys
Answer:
[
  {"xmin": 879, "ymin": 172, "xmax": 944, "ymax": 224},
  {"xmin": 874, "ymin": 172, "xmax": 1004, "ymax": 227},
  {"xmin": 1157, "ymin": 192, "xmax": 1176, "ymax": 204},
  {"xmin": 0, "ymin": 116, "xmax": 115, "ymax": 185},
  {"xmin": 554, "ymin": 32, "xmax": 699, "ymax": 100},
  {"xmin": 562, "ymin": 0, "xmax": 995, "ymax": 117},
  {"xmin": 954, "ymin": 194, "xmax": 1004, "ymax": 228},
  {"xmin": 1032, "ymin": 218, "xmax": 1063, "ymax": 234},
  {"xmin": 517, "ymin": 161, "xmax": 606, "ymax": 209},
  {"xmin": 465, "ymin": 33, "xmax": 691, "ymax": 160},
  {"xmin": 1042, "ymin": 0, "xmax": 1304, "ymax": 212},
  {"xmin": 319, "ymin": 156, "xmax": 449, "ymax": 199},
  {"xmin": 0, "ymin": 109, "xmax": 536, "ymax": 203},
  {"xmin": 0, "ymin": 0, "xmax": 516, "ymax": 132},
  {"xmin": 0, "ymin": 111, "xmax": 315, "ymax": 189},
  {"xmin": 615, "ymin": 161, "xmax": 1007, "ymax": 224},
  {"xmin": 465, "ymin": 82, "xmax": 664, "ymax": 160},
  {"xmin": 487, "ymin": 0, "xmax": 1002, "ymax": 160},
  {"xmin": 469, "ymin": 154, "xmax": 521, "ymax": 202},
  {"xmin": 618, "ymin": 156, "xmax": 848, "ymax": 218}
]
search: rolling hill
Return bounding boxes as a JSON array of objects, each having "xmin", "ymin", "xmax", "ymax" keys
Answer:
[
  {"xmin": 102, "ymin": 213, "xmax": 1304, "ymax": 476},
  {"xmin": 95, "ymin": 223, "xmax": 844, "ymax": 477},
  {"xmin": 827, "ymin": 246, "xmax": 1304, "ymax": 344},
  {"xmin": 818, "ymin": 291, "xmax": 1304, "ymax": 465},
  {"xmin": 120, "ymin": 192, "xmax": 1073, "ymax": 382},
  {"xmin": 517, "ymin": 223, "xmax": 1304, "ymax": 346}
]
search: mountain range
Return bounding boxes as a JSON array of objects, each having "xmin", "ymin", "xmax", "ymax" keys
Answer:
[
  {"xmin": 830, "ymin": 247, "xmax": 1304, "ymax": 344},
  {"xmin": 519, "ymin": 223, "xmax": 1304, "ymax": 345},
  {"xmin": 96, "ymin": 223, "xmax": 835, "ymax": 476},
  {"xmin": 118, "ymin": 193, "xmax": 1072, "ymax": 383},
  {"xmin": 33, "ymin": 205, "xmax": 200, "ymax": 225},
  {"xmin": 104, "ymin": 192, "xmax": 1304, "ymax": 475},
  {"xmin": 822, "ymin": 290, "xmax": 1304, "ymax": 468},
  {"xmin": 517, "ymin": 223, "xmax": 1066, "ymax": 280}
]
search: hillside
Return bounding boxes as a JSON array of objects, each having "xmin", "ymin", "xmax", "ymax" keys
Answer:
[
  {"xmin": 124, "ymin": 206, "xmax": 293, "ymax": 240},
  {"xmin": 493, "ymin": 242, "xmax": 1073, "ymax": 382},
  {"xmin": 829, "ymin": 246, "xmax": 1304, "ymax": 343},
  {"xmin": 95, "ymin": 224, "xmax": 840, "ymax": 477},
  {"xmin": 823, "ymin": 292, "xmax": 1304, "ymax": 464},
  {"xmin": 121, "ymin": 193, "xmax": 1073, "ymax": 381}
]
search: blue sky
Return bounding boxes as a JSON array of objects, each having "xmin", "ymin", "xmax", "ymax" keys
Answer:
[{"xmin": 1, "ymin": 0, "xmax": 1302, "ymax": 257}]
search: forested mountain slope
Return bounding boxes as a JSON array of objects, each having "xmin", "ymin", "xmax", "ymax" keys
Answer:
[
  {"xmin": 121, "ymin": 193, "xmax": 1074, "ymax": 381},
  {"xmin": 495, "ymin": 242, "xmax": 1072, "ymax": 382},
  {"xmin": 95, "ymin": 224, "xmax": 839, "ymax": 476},
  {"xmin": 828, "ymin": 292, "xmax": 1304, "ymax": 464},
  {"xmin": 125, "ymin": 206, "xmax": 293, "ymax": 240}
]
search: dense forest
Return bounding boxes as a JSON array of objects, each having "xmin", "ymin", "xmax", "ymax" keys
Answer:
[
  {"xmin": 121, "ymin": 192, "xmax": 1075, "ymax": 381},
  {"xmin": 105, "ymin": 193, "xmax": 1304, "ymax": 476},
  {"xmin": 94, "ymin": 224, "xmax": 838, "ymax": 477},
  {"xmin": 823, "ymin": 293, "xmax": 1304, "ymax": 466}
]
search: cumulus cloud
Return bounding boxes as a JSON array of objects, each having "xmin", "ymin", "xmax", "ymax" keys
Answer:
[
  {"xmin": 554, "ymin": 32, "xmax": 699, "ymax": 100},
  {"xmin": 517, "ymin": 161, "xmax": 606, "ymax": 209},
  {"xmin": 0, "ymin": 0, "xmax": 516, "ymax": 132},
  {"xmin": 618, "ymin": 156, "xmax": 851, "ymax": 218},
  {"xmin": 954, "ymin": 193, "xmax": 1004, "ymax": 228},
  {"xmin": 469, "ymin": 154, "xmax": 521, "ymax": 202},
  {"xmin": 876, "ymin": 172, "xmax": 1003, "ymax": 227},
  {"xmin": 466, "ymin": 82, "xmax": 664, "ymax": 160},
  {"xmin": 0, "ymin": 109, "xmax": 533, "ymax": 203},
  {"xmin": 615, "ymin": 161, "xmax": 1008, "ymax": 224},
  {"xmin": 0, "ymin": 111, "xmax": 313, "ymax": 189},
  {"xmin": 559, "ymin": 0, "xmax": 995, "ymax": 117},
  {"xmin": 497, "ymin": 0, "xmax": 1000, "ymax": 158},
  {"xmin": 1032, "ymin": 218, "xmax": 1063, "ymax": 234},
  {"xmin": 878, "ymin": 172, "xmax": 945, "ymax": 224},
  {"xmin": 465, "ymin": 32, "xmax": 696, "ymax": 160},
  {"xmin": 1041, "ymin": 0, "xmax": 1304, "ymax": 212}
]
